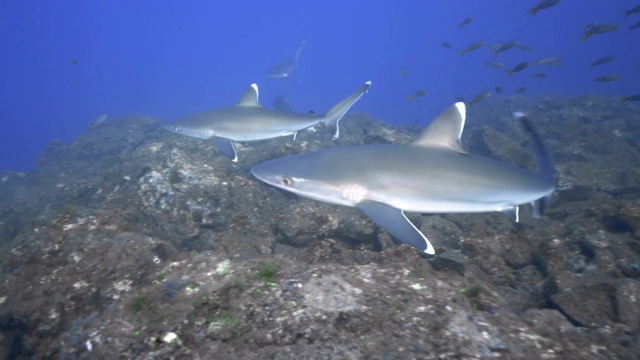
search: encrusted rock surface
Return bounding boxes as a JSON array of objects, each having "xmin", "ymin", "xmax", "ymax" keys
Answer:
[{"xmin": 0, "ymin": 95, "xmax": 639, "ymax": 359}]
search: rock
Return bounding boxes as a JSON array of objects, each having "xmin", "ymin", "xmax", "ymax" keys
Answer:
[
  {"xmin": 550, "ymin": 281, "xmax": 616, "ymax": 327},
  {"xmin": 616, "ymin": 278, "xmax": 640, "ymax": 329},
  {"xmin": 1, "ymin": 97, "xmax": 640, "ymax": 358},
  {"xmin": 430, "ymin": 249, "xmax": 466, "ymax": 275}
]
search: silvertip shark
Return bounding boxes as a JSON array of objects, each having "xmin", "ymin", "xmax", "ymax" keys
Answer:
[
  {"xmin": 266, "ymin": 41, "xmax": 306, "ymax": 78},
  {"xmin": 164, "ymin": 80, "xmax": 371, "ymax": 162},
  {"xmin": 251, "ymin": 102, "xmax": 556, "ymax": 255}
]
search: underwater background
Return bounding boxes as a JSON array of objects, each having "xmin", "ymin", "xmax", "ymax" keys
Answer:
[
  {"xmin": 1, "ymin": 0, "xmax": 638, "ymax": 171},
  {"xmin": 3, "ymin": 2, "xmax": 640, "ymax": 358}
]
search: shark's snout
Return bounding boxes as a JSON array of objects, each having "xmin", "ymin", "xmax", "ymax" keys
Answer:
[{"xmin": 250, "ymin": 162, "xmax": 279, "ymax": 186}]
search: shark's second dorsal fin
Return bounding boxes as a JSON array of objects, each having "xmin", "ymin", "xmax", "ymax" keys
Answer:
[
  {"xmin": 236, "ymin": 84, "xmax": 263, "ymax": 108},
  {"xmin": 413, "ymin": 102, "xmax": 468, "ymax": 154}
]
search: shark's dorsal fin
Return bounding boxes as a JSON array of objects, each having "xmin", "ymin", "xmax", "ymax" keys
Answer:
[
  {"xmin": 413, "ymin": 102, "xmax": 468, "ymax": 154},
  {"xmin": 236, "ymin": 84, "xmax": 263, "ymax": 108}
]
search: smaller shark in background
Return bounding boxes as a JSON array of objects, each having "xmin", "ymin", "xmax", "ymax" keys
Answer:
[
  {"xmin": 251, "ymin": 103, "xmax": 556, "ymax": 254},
  {"xmin": 266, "ymin": 41, "xmax": 306, "ymax": 78},
  {"xmin": 164, "ymin": 81, "xmax": 371, "ymax": 162}
]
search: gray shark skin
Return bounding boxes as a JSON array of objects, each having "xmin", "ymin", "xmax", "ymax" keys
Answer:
[
  {"xmin": 164, "ymin": 81, "xmax": 371, "ymax": 161},
  {"xmin": 251, "ymin": 103, "xmax": 556, "ymax": 255},
  {"xmin": 266, "ymin": 41, "xmax": 306, "ymax": 78}
]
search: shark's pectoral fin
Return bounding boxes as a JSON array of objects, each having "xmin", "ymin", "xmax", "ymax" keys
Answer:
[
  {"xmin": 502, "ymin": 206, "xmax": 520, "ymax": 222},
  {"xmin": 293, "ymin": 132, "xmax": 297, "ymax": 140},
  {"xmin": 358, "ymin": 201, "xmax": 435, "ymax": 255},
  {"xmin": 211, "ymin": 137, "xmax": 238, "ymax": 162}
]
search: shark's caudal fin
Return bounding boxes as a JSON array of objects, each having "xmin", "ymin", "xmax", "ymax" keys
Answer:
[
  {"xmin": 293, "ymin": 41, "xmax": 305, "ymax": 66},
  {"xmin": 323, "ymin": 81, "xmax": 372, "ymax": 138},
  {"xmin": 513, "ymin": 112, "xmax": 555, "ymax": 179},
  {"xmin": 513, "ymin": 111, "xmax": 556, "ymax": 218}
]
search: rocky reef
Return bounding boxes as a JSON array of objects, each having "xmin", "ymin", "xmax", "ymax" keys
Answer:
[{"xmin": 0, "ymin": 95, "xmax": 639, "ymax": 359}]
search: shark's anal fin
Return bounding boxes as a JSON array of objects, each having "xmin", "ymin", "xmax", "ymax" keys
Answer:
[
  {"xmin": 502, "ymin": 206, "xmax": 520, "ymax": 222},
  {"xmin": 358, "ymin": 201, "xmax": 435, "ymax": 255},
  {"xmin": 211, "ymin": 137, "xmax": 238, "ymax": 162}
]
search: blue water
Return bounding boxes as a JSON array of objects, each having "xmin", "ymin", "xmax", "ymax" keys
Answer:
[{"xmin": 1, "ymin": 1, "xmax": 638, "ymax": 172}]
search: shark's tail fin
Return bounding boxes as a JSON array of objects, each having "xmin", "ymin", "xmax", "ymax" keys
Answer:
[
  {"xmin": 323, "ymin": 81, "xmax": 371, "ymax": 138},
  {"xmin": 513, "ymin": 111, "xmax": 555, "ymax": 179},
  {"xmin": 514, "ymin": 111, "xmax": 556, "ymax": 218},
  {"xmin": 293, "ymin": 41, "xmax": 306, "ymax": 66}
]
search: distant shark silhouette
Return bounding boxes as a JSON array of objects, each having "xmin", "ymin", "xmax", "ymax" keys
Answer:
[
  {"xmin": 251, "ymin": 103, "xmax": 556, "ymax": 254},
  {"xmin": 272, "ymin": 95, "xmax": 293, "ymax": 112},
  {"xmin": 165, "ymin": 81, "xmax": 371, "ymax": 162},
  {"xmin": 266, "ymin": 41, "xmax": 305, "ymax": 78}
]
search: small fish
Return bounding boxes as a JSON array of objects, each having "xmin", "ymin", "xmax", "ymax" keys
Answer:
[
  {"xmin": 399, "ymin": 69, "xmax": 407, "ymax": 76},
  {"xmin": 459, "ymin": 41, "xmax": 486, "ymax": 57},
  {"xmin": 458, "ymin": 17, "xmax": 473, "ymax": 28},
  {"xmin": 528, "ymin": 0, "xmax": 561, "ymax": 16},
  {"xmin": 468, "ymin": 91, "xmax": 492, "ymax": 106},
  {"xmin": 70, "ymin": 59, "xmax": 78, "ymax": 65},
  {"xmin": 594, "ymin": 75, "xmax": 620, "ymax": 82},
  {"xmin": 534, "ymin": 57, "xmax": 564, "ymax": 66},
  {"xmin": 515, "ymin": 44, "xmax": 534, "ymax": 52},
  {"xmin": 492, "ymin": 40, "xmax": 519, "ymax": 57},
  {"xmin": 621, "ymin": 94, "xmax": 640, "ymax": 102},
  {"xmin": 485, "ymin": 61, "xmax": 506, "ymax": 69},
  {"xmin": 408, "ymin": 89, "xmax": 427, "ymax": 100},
  {"xmin": 441, "ymin": 42, "xmax": 452, "ymax": 49},
  {"xmin": 506, "ymin": 62, "xmax": 530, "ymax": 76},
  {"xmin": 514, "ymin": 87, "xmax": 528, "ymax": 94},
  {"xmin": 589, "ymin": 55, "xmax": 616, "ymax": 68},
  {"xmin": 494, "ymin": 86, "xmax": 503, "ymax": 94},
  {"xmin": 624, "ymin": 4, "xmax": 640, "ymax": 18},
  {"xmin": 581, "ymin": 23, "xmax": 620, "ymax": 41},
  {"xmin": 630, "ymin": 21, "xmax": 640, "ymax": 31},
  {"xmin": 529, "ymin": 72, "xmax": 547, "ymax": 79}
]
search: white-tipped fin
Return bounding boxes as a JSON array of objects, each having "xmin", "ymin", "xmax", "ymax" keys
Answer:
[
  {"xmin": 414, "ymin": 102, "xmax": 468, "ymax": 154},
  {"xmin": 211, "ymin": 137, "xmax": 238, "ymax": 162},
  {"xmin": 235, "ymin": 84, "xmax": 263, "ymax": 108},
  {"xmin": 502, "ymin": 206, "xmax": 519, "ymax": 222},
  {"xmin": 359, "ymin": 201, "xmax": 435, "ymax": 255},
  {"xmin": 324, "ymin": 81, "xmax": 372, "ymax": 139}
]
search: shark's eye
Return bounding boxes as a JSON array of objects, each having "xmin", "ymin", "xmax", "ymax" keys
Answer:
[
  {"xmin": 172, "ymin": 126, "xmax": 181, "ymax": 132},
  {"xmin": 281, "ymin": 177, "xmax": 293, "ymax": 187}
]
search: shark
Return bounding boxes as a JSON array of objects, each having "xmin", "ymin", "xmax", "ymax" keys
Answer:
[
  {"xmin": 251, "ymin": 103, "xmax": 556, "ymax": 255},
  {"xmin": 164, "ymin": 81, "xmax": 371, "ymax": 162},
  {"xmin": 266, "ymin": 41, "xmax": 306, "ymax": 78}
]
